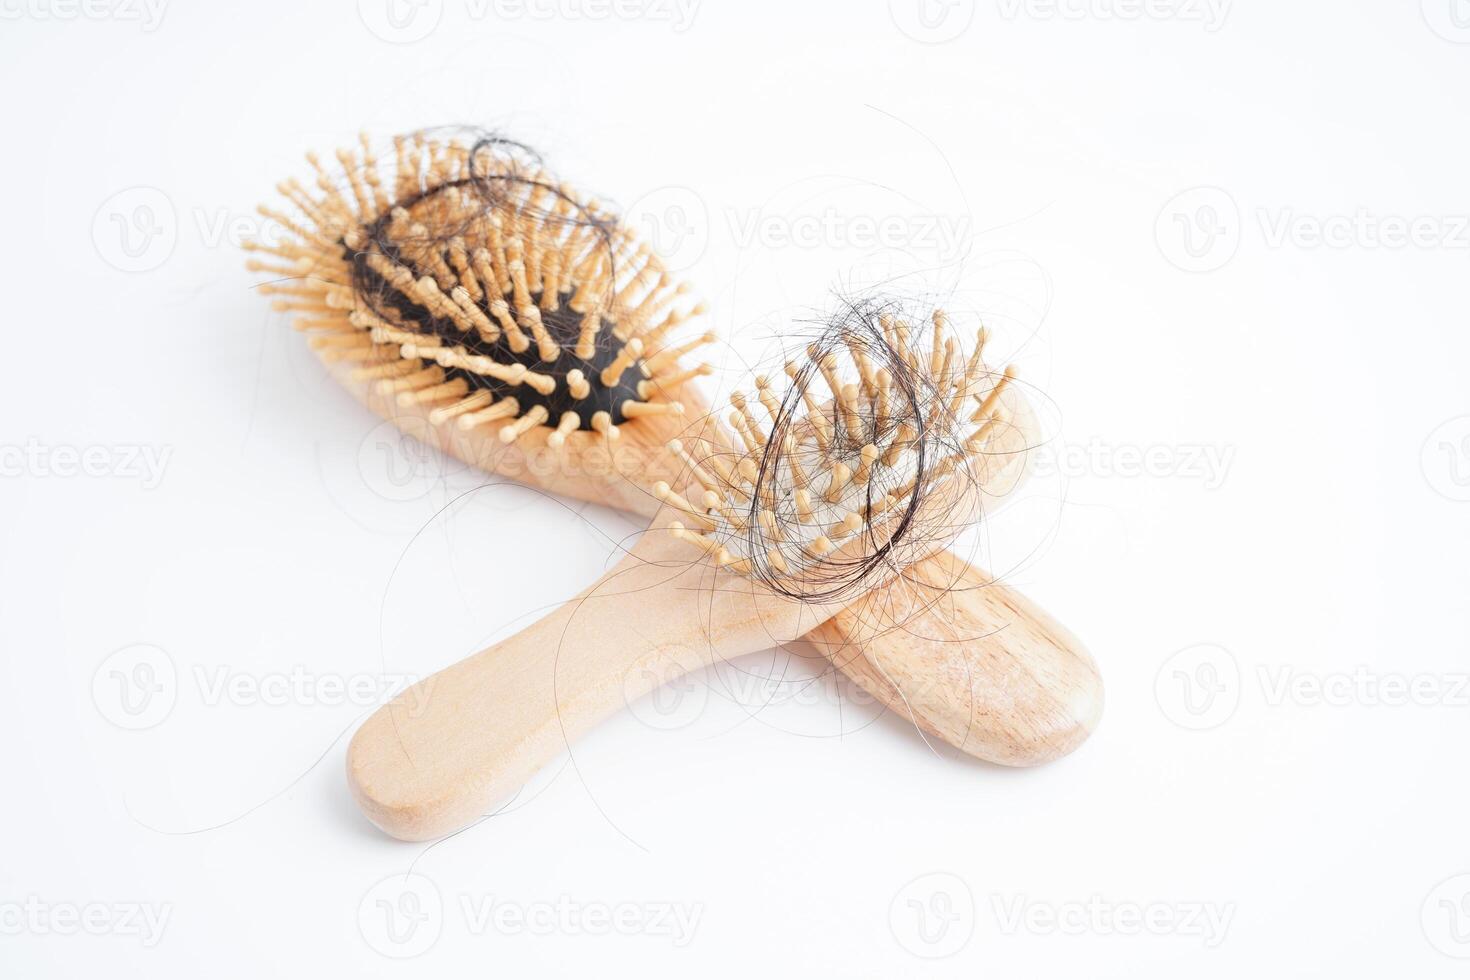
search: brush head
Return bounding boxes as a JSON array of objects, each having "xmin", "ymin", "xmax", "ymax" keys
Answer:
[
  {"xmin": 657, "ymin": 297, "xmax": 1017, "ymax": 602},
  {"xmin": 247, "ymin": 132, "xmax": 712, "ymax": 448}
]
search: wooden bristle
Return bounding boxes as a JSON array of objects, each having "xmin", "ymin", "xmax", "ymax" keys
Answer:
[
  {"xmin": 620, "ymin": 400, "xmax": 685, "ymax": 419},
  {"xmin": 591, "ymin": 410, "xmax": 619, "ymax": 443},
  {"xmin": 428, "ymin": 390, "xmax": 493, "ymax": 425},
  {"xmin": 459, "ymin": 396, "xmax": 519, "ymax": 431},
  {"xmin": 653, "ymin": 482, "xmax": 716, "ymax": 531},
  {"xmin": 547, "ymin": 410, "xmax": 580, "ymax": 448},
  {"xmin": 662, "ymin": 303, "xmax": 1013, "ymax": 588},
  {"xmin": 248, "ymin": 134, "xmax": 712, "ymax": 445}
]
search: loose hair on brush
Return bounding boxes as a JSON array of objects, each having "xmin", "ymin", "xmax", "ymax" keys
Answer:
[
  {"xmin": 662, "ymin": 294, "xmax": 1017, "ymax": 605},
  {"xmin": 248, "ymin": 129, "xmax": 711, "ymax": 447},
  {"xmin": 248, "ymin": 131, "xmax": 1019, "ymax": 606}
]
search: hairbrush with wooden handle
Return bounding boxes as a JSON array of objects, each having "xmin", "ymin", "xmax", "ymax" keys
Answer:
[
  {"xmin": 246, "ymin": 133, "xmax": 1101, "ymax": 791},
  {"xmin": 346, "ymin": 295, "xmax": 1065, "ymax": 839}
]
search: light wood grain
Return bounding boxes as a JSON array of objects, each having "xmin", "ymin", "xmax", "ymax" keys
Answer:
[
  {"xmin": 349, "ymin": 515, "xmax": 851, "ymax": 840},
  {"xmin": 325, "ymin": 357, "xmax": 1101, "ymax": 781},
  {"xmin": 805, "ymin": 549, "xmax": 1102, "ymax": 766}
]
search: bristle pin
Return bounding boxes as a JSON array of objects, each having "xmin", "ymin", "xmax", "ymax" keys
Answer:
[
  {"xmin": 665, "ymin": 299, "xmax": 1012, "ymax": 602},
  {"xmin": 249, "ymin": 132, "xmax": 712, "ymax": 447}
]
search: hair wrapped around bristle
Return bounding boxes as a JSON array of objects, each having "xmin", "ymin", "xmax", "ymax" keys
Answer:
[
  {"xmin": 246, "ymin": 131, "xmax": 713, "ymax": 446},
  {"xmin": 657, "ymin": 296, "xmax": 1016, "ymax": 603}
]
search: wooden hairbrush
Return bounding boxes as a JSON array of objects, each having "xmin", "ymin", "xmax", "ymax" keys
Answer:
[
  {"xmin": 246, "ymin": 134, "xmax": 1101, "ymax": 829},
  {"xmin": 345, "ymin": 293, "xmax": 1067, "ymax": 839}
]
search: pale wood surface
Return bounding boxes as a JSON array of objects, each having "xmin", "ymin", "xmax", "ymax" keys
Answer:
[
  {"xmin": 806, "ymin": 549, "xmax": 1102, "ymax": 766},
  {"xmin": 325, "ymin": 356, "xmax": 1102, "ymax": 798},
  {"xmin": 348, "ymin": 512, "xmax": 852, "ymax": 840}
]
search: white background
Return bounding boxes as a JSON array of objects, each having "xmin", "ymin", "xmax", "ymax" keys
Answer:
[{"xmin": 2, "ymin": 1, "xmax": 1468, "ymax": 976}]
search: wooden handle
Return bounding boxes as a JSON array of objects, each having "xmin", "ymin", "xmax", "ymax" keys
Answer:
[
  {"xmin": 806, "ymin": 550, "xmax": 1101, "ymax": 765},
  {"xmin": 327, "ymin": 358, "xmax": 1101, "ymax": 771},
  {"xmin": 348, "ymin": 522, "xmax": 846, "ymax": 840},
  {"xmin": 806, "ymin": 391, "xmax": 1102, "ymax": 765}
]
